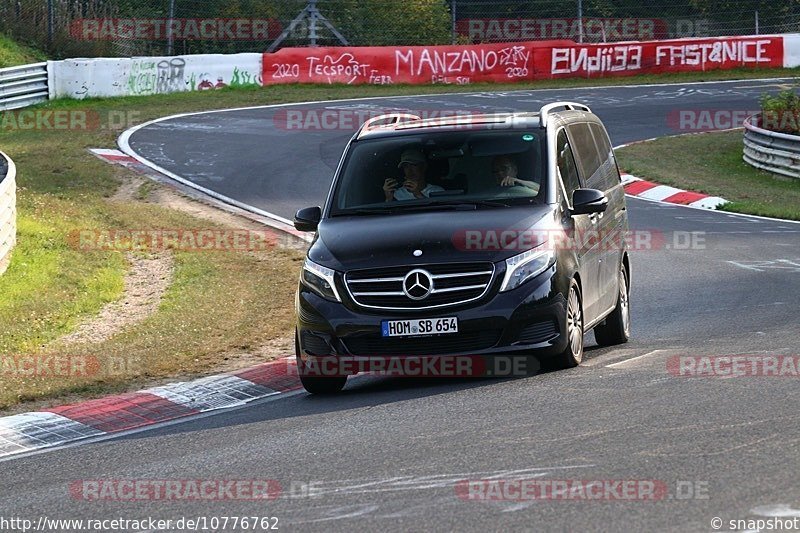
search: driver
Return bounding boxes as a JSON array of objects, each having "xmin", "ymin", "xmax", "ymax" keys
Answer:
[
  {"xmin": 383, "ymin": 148, "xmax": 445, "ymax": 201},
  {"xmin": 491, "ymin": 155, "xmax": 539, "ymax": 191}
]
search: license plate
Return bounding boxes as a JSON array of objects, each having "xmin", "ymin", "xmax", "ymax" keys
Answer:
[{"xmin": 381, "ymin": 317, "xmax": 458, "ymax": 337}]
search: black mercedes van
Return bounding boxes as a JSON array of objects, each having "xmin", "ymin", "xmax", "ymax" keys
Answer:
[{"xmin": 293, "ymin": 102, "xmax": 631, "ymax": 393}]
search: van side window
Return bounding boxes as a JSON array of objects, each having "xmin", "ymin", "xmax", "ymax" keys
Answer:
[
  {"xmin": 567, "ymin": 123, "xmax": 602, "ymax": 184},
  {"xmin": 589, "ymin": 123, "xmax": 612, "ymax": 161},
  {"xmin": 589, "ymin": 123, "xmax": 617, "ymax": 190},
  {"xmin": 556, "ymin": 129, "xmax": 581, "ymax": 203}
]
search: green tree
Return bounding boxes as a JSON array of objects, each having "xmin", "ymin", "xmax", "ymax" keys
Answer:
[{"xmin": 323, "ymin": 0, "xmax": 452, "ymax": 46}]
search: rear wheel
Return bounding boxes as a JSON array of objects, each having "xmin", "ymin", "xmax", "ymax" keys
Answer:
[
  {"xmin": 550, "ymin": 279, "xmax": 584, "ymax": 369},
  {"xmin": 295, "ymin": 331, "xmax": 347, "ymax": 395},
  {"xmin": 594, "ymin": 265, "xmax": 631, "ymax": 347}
]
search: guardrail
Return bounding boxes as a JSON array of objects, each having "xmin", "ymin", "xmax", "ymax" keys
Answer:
[
  {"xmin": 0, "ymin": 151, "xmax": 17, "ymax": 275},
  {"xmin": 0, "ymin": 62, "xmax": 49, "ymax": 111},
  {"xmin": 743, "ymin": 114, "xmax": 800, "ymax": 179}
]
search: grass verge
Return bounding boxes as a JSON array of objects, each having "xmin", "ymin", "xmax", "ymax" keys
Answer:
[
  {"xmin": 0, "ymin": 33, "xmax": 46, "ymax": 68},
  {"xmin": 615, "ymin": 130, "xmax": 800, "ymax": 220},
  {"xmin": 2, "ymin": 68, "xmax": 800, "ymax": 410}
]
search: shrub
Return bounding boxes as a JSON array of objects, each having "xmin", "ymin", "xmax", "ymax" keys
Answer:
[{"xmin": 759, "ymin": 90, "xmax": 800, "ymax": 135}]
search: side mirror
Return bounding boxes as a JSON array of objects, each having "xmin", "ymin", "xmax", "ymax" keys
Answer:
[
  {"xmin": 571, "ymin": 188, "xmax": 608, "ymax": 216},
  {"xmin": 294, "ymin": 206, "xmax": 321, "ymax": 232}
]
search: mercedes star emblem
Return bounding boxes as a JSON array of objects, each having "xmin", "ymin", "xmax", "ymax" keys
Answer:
[{"xmin": 402, "ymin": 269, "xmax": 434, "ymax": 300}]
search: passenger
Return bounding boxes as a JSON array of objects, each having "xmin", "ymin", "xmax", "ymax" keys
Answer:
[
  {"xmin": 383, "ymin": 148, "xmax": 445, "ymax": 201},
  {"xmin": 491, "ymin": 155, "xmax": 539, "ymax": 192}
]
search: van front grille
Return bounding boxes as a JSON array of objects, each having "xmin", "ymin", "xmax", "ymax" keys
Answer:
[{"xmin": 344, "ymin": 262, "xmax": 495, "ymax": 311}]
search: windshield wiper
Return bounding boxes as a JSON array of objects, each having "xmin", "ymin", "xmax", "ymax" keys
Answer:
[
  {"xmin": 465, "ymin": 200, "xmax": 512, "ymax": 208},
  {"xmin": 342, "ymin": 208, "xmax": 394, "ymax": 216},
  {"xmin": 420, "ymin": 199, "xmax": 512, "ymax": 209}
]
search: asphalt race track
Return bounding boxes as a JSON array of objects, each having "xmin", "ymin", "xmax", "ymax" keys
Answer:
[{"xmin": 3, "ymin": 79, "xmax": 800, "ymax": 531}]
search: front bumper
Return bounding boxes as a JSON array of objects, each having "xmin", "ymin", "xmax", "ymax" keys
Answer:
[{"xmin": 296, "ymin": 266, "xmax": 568, "ymax": 362}]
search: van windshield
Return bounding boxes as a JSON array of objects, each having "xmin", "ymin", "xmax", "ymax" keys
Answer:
[{"xmin": 330, "ymin": 130, "xmax": 547, "ymax": 215}]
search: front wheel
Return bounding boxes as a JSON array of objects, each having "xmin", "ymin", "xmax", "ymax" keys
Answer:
[
  {"xmin": 298, "ymin": 366, "xmax": 347, "ymax": 394},
  {"xmin": 594, "ymin": 265, "xmax": 631, "ymax": 347},
  {"xmin": 550, "ymin": 279, "xmax": 584, "ymax": 369},
  {"xmin": 295, "ymin": 332, "xmax": 347, "ymax": 395}
]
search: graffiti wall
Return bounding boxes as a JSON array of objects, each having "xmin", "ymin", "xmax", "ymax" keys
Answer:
[
  {"xmin": 48, "ymin": 53, "xmax": 263, "ymax": 99},
  {"xmin": 262, "ymin": 41, "xmax": 566, "ymax": 86},
  {"xmin": 262, "ymin": 35, "xmax": 787, "ymax": 86}
]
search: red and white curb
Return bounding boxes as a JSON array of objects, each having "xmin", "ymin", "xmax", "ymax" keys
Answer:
[
  {"xmin": 90, "ymin": 148, "xmax": 142, "ymax": 167},
  {"xmin": 620, "ymin": 173, "xmax": 728, "ymax": 210},
  {"xmin": 0, "ymin": 358, "xmax": 301, "ymax": 459}
]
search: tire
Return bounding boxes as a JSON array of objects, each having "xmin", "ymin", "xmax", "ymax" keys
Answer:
[
  {"xmin": 550, "ymin": 279, "xmax": 584, "ymax": 369},
  {"xmin": 594, "ymin": 264, "xmax": 631, "ymax": 347},
  {"xmin": 295, "ymin": 331, "xmax": 347, "ymax": 395},
  {"xmin": 298, "ymin": 368, "xmax": 347, "ymax": 394}
]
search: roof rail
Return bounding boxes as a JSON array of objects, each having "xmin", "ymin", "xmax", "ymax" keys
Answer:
[
  {"xmin": 357, "ymin": 113, "xmax": 421, "ymax": 138},
  {"xmin": 396, "ymin": 113, "xmax": 511, "ymax": 130},
  {"xmin": 539, "ymin": 102, "xmax": 592, "ymax": 128}
]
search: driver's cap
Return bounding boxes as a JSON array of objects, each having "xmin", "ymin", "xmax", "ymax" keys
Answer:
[{"xmin": 398, "ymin": 148, "xmax": 426, "ymax": 167}]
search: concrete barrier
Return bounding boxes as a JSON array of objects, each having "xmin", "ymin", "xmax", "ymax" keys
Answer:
[{"xmin": 48, "ymin": 53, "xmax": 263, "ymax": 100}]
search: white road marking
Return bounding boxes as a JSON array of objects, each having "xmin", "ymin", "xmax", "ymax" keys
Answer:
[
  {"xmin": 307, "ymin": 466, "xmax": 591, "ymax": 498},
  {"xmin": 734, "ymin": 83, "xmax": 795, "ymax": 89},
  {"xmin": 302, "ymin": 504, "xmax": 380, "ymax": 524},
  {"xmin": 605, "ymin": 350, "xmax": 665, "ymax": 369},
  {"xmin": 727, "ymin": 259, "xmax": 800, "ymax": 272},
  {"xmin": 582, "ymin": 349, "xmax": 640, "ymax": 367},
  {"xmin": 751, "ymin": 504, "xmax": 800, "ymax": 517}
]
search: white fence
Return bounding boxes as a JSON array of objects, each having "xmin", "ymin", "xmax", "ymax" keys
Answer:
[
  {"xmin": 0, "ymin": 62, "xmax": 49, "ymax": 111},
  {"xmin": 0, "ymin": 151, "xmax": 17, "ymax": 276}
]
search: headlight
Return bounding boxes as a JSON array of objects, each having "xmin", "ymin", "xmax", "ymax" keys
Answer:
[
  {"xmin": 499, "ymin": 247, "xmax": 555, "ymax": 292},
  {"xmin": 301, "ymin": 258, "xmax": 341, "ymax": 302}
]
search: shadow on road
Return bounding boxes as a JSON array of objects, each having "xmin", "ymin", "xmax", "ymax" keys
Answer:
[{"xmin": 105, "ymin": 342, "xmax": 614, "ymax": 443}]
